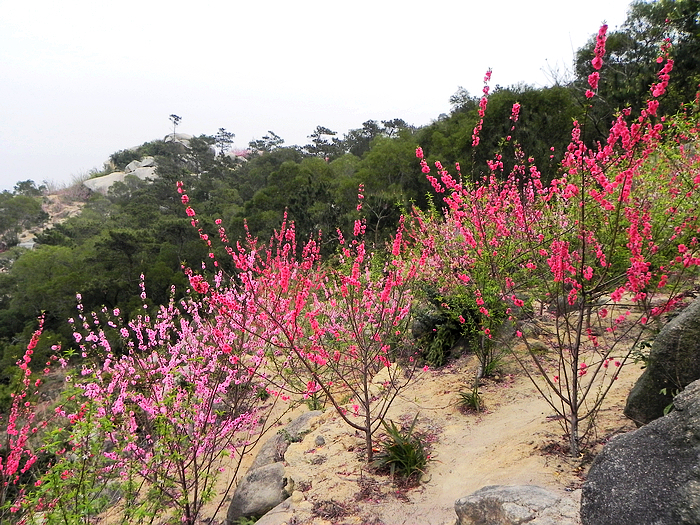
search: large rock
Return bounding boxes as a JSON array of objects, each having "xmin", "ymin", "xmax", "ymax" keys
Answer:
[
  {"xmin": 625, "ymin": 297, "xmax": 700, "ymax": 426},
  {"xmin": 83, "ymin": 172, "xmax": 128, "ymax": 194},
  {"xmin": 82, "ymin": 162, "xmax": 157, "ymax": 196},
  {"xmin": 581, "ymin": 378, "xmax": 700, "ymax": 525},
  {"xmin": 225, "ymin": 462, "xmax": 288, "ymax": 523},
  {"xmin": 455, "ymin": 485, "xmax": 581, "ymax": 525},
  {"xmin": 225, "ymin": 411, "xmax": 321, "ymax": 524},
  {"xmin": 128, "ymin": 166, "xmax": 157, "ymax": 181},
  {"xmin": 124, "ymin": 159, "xmax": 142, "ymax": 173},
  {"xmin": 164, "ymin": 132, "xmax": 193, "ymax": 148},
  {"xmin": 249, "ymin": 410, "xmax": 321, "ymax": 471},
  {"xmin": 139, "ymin": 156, "xmax": 155, "ymax": 167}
]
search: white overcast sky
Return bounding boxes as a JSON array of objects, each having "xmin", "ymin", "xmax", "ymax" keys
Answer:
[{"xmin": 0, "ymin": 0, "xmax": 634, "ymax": 192}]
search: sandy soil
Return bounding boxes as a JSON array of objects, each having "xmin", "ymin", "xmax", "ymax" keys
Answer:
[
  {"xmin": 16, "ymin": 192, "xmax": 85, "ymax": 246},
  {"xmin": 202, "ymin": 349, "xmax": 642, "ymax": 525}
]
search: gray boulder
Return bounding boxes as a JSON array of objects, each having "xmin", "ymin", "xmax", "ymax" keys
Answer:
[
  {"xmin": 124, "ymin": 159, "xmax": 142, "ymax": 173},
  {"xmin": 225, "ymin": 411, "xmax": 321, "ymax": 524},
  {"xmin": 225, "ymin": 462, "xmax": 288, "ymax": 523},
  {"xmin": 253, "ymin": 497, "xmax": 294, "ymax": 525},
  {"xmin": 455, "ymin": 485, "xmax": 581, "ymax": 525},
  {"xmin": 83, "ymin": 172, "xmax": 128, "ymax": 194},
  {"xmin": 128, "ymin": 166, "xmax": 157, "ymax": 181},
  {"xmin": 249, "ymin": 410, "xmax": 321, "ymax": 471},
  {"xmin": 625, "ymin": 297, "xmax": 700, "ymax": 426},
  {"xmin": 164, "ymin": 132, "xmax": 193, "ymax": 146},
  {"xmin": 581, "ymin": 378, "xmax": 700, "ymax": 525}
]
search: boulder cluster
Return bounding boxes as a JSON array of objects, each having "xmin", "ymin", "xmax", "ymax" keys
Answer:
[{"xmin": 82, "ymin": 156, "xmax": 156, "ymax": 195}]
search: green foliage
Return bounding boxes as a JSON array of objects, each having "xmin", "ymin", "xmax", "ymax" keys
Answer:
[
  {"xmin": 574, "ymin": 0, "xmax": 700, "ymax": 142},
  {"xmin": 248, "ymin": 130, "xmax": 285, "ymax": 154},
  {"xmin": 234, "ymin": 516, "xmax": 261, "ymax": 525},
  {"xmin": 660, "ymin": 387, "xmax": 681, "ymax": 415},
  {"xmin": 215, "ymin": 127, "xmax": 235, "ymax": 155},
  {"xmin": 304, "ymin": 125, "xmax": 342, "ymax": 159},
  {"xmin": 419, "ymin": 84, "xmax": 580, "ymax": 184},
  {"xmin": 373, "ymin": 415, "xmax": 428, "ymax": 483},
  {"xmin": 0, "ymin": 190, "xmax": 48, "ymax": 246},
  {"xmin": 457, "ymin": 384, "xmax": 483, "ymax": 413},
  {"xmin": 21, "ymin": 398, "xmax": 121, "ymax": 524},
  {"xmin": 109, "ymin": 148, "xmax": 142, "ymax": 170},
  {"xmin": 417, "ymin": 284, "xmax": 507, "ymax": 370}
]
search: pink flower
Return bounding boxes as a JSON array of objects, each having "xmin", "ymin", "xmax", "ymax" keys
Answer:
[
  {"xmin": 588, "ymin": 72, "xmax": 600, "ymax": 90},
  {"xmin": 647, "ymin": 99, "xmax": 659, "ymax": 116},
  {"xmin": 189, "ymin": 275, "xmax": 209, "ymax": 294}
]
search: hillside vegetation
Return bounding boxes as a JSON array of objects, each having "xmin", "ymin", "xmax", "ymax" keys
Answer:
[{"xmin": 0, "ymin": 1, "xmax": 698, "ymax": 523}]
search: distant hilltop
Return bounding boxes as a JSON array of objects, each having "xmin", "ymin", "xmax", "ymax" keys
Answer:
[{"xmin": 82, "ymin": 133, "xmax": 189, "ymax": 195}]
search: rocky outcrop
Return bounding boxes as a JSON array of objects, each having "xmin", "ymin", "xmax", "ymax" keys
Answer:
[
  {"xmin": 581, "ymin": 378, "xmax": 700, "ymax": 525},
  {"xmin": 164, "ymin": 132, "xmax": 193, "ymax": 146},
  {"xmin": 124, "ymin": 156, "xmax": 155, "ymax": 174},
  {"xmin": 82, "ymin": 154, "xmax": 157, "ymax": 195},
  {"xmin": 225, "ymin": 411, "xmax": 321, "ymax": 525},
  {"xmin": 625, "ymin": 297, "xmax": 700, "ymax": 426},
  {"xmin": 455, "ymin": 485, "xmax": 581, "ymax": 525},
  {"xmin": 249, "ymin": 410, "xmax": 321, "ymax": 472}
]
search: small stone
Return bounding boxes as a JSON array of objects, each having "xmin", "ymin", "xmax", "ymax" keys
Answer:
[{"xmin": 315, "ymin": 435, "xmax": 326, "ymax": 447}]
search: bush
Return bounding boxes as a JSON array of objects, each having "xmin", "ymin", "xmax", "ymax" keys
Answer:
[
  {"xmin": 373, "ymin": 415, "xmax": 428, "ymax": 483},
  {"xmin": 457, "ymin": 384, "xmax": 484, "ymax": 413},
  {"xmin": 417, "ymin": 283, "xmax": 507, "ymax": 370}
]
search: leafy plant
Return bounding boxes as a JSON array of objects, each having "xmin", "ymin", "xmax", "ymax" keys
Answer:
[
  {"xmin": 373, "ymin": 414, "xmax": 428, "ymax": 483},
  {"xmin": 481, "ymin": 353, "xmax": 504, "ymax": 378},
  {"xmin": 457, "ymin": 384, "xmax": 484, "ymax": 413},
  {"xmin": 660, "ymin": 387, "xmax": 681, "ymax": 416}
]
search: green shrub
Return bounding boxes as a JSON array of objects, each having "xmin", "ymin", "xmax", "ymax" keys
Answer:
[
  {"xmin": 373, "ymin": 414, "xmax": 428, "ymax": 483},
  {"xmin": 457, "ymin": 384, "xmax": 483, "ymax": 413},
  {"xmin": 109, "ymin": 148, "xmax": 143, "ymax": 170},
  {"xmin": 417, "ymin": 283, "xmax": 508, "ymax": 369}
]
